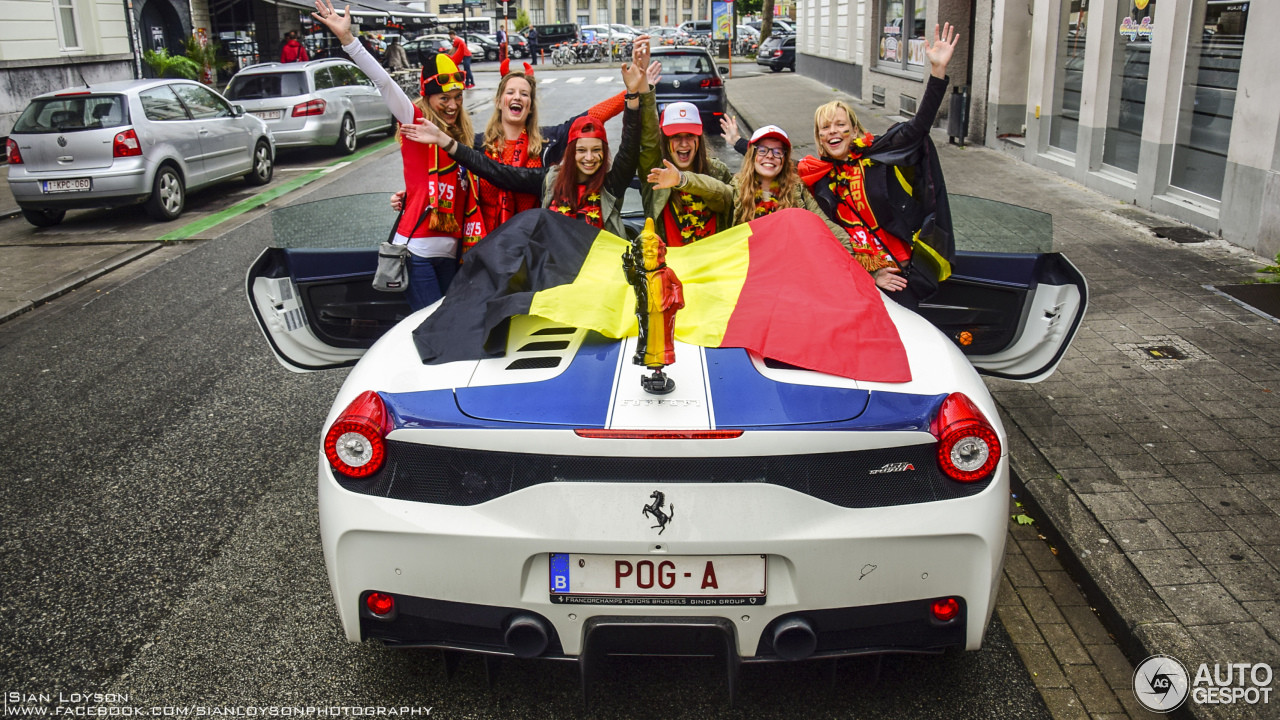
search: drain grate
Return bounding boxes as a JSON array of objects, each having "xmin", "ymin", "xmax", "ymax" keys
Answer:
[
  {"xmin": 1153, "ymin": 226, "xmax": 1214, "ymax": 244},
  {"xmin": 1113, "ymin": 335, "xmax": 1207, "ymax": 369},
  {"xmin": 1137, "ymin": 345, "xmax": 1186, "ymax": 361},
  {"xmin": 1206, "ymin": 284, "xmax": 1280, "ymax": 324}
]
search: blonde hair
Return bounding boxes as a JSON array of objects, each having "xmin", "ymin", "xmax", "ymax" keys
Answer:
[
  {"xmin": 395, "ymin": 94, "xmax": 474, "ymax": 147},
  {"xmin": 482, "ymin": 73, "xmax": 545, "ymax": 158},
  {"xmin": 733, "ymin": 143, "xmax": 801, "ymax": 226},
  {"xmin": 813, "ymin": 100, "xmax": 869, "ymax": 159}
]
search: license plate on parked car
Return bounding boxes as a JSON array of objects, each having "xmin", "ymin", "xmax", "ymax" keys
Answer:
[
  {"xmin": 250, "ymin": 110, "xmax": 282, "ymax": 120},
  {"xmin": 42, "ymin": 178, "xmax": 91, "ymax": 193},
  {"xmin": 549, "ymin": 553, "xmax": 766, "ymax": 605}
]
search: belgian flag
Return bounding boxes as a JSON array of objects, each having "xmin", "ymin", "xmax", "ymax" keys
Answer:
[{"xmin": 413, "ymin": 208, "xmax": 910, "ymax": 383}]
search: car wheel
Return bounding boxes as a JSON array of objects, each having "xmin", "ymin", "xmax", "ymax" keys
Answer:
[
  {"xmin": 486, "ymin": 49, "xmax": 497, "ymax": 61},
  {"xmin": 144, "ymin": 165, "xmax": 185, "ymax": 221},
  {"xmin": 245, "ymin": 139, "xmax": 273, "ymax": 186},
  {"xmin": 335, "ymin": 115, "xmax": 357, "ymax": 155},
  {"xmin": 21, "ymin": 208, "xmax": 65, "ymax": 227},
  {"xmin": 770, "ymin": 66, "xmax": 782, "ymax": 73}
]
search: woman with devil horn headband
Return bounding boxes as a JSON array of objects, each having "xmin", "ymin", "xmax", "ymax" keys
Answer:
[
  {"xmin": 312, "ymin": 0, "xmax": 483, "ymax": 312},
  {"xmin": 400, "ymin": 38, "xmax": 651, "ymax": 238}
]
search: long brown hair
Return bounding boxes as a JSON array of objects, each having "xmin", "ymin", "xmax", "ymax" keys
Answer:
[
  {"xmin": 661, "ymin": 134, "xmax": 709, "ymax": 175},
  {"xmin": 396, "ymin": 95, "xmax": 473, "ymax": 147},
  {"xmin": 482, "ymin": 73, "xmax": 545, "ymax": 158},
  {"xmin": 733, "ymin": 143, "xmax": 801, "ymax": 226},
  {"xmin": 550, "ymin": 135, "xmax": 610, "ymax": 213}
]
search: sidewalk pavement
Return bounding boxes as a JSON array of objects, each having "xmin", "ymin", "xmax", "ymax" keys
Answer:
[{"xmin": 728, "ymin": 73, "xmax": 1280, "ymax": 719}]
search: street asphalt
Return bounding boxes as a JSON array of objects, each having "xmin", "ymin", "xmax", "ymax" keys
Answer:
[{"xmin": 0, "ymin": 65, "xmax": 1057, "ymax": 716}]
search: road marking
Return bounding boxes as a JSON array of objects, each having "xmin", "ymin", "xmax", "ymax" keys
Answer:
[
  {"xmin": 566, "ymin": 77, "xmax": 584, "ymax": 84},
  {"xmin": 540, "ymin": 77, "xmax": 557, "ymax": 84},
  {"xmin": 157, "ymin": 137, "xmax": 395, "ymax": 242},
  {"xmin": 595, "ymin": 76, "xmax": 612, "ymax": 83}
]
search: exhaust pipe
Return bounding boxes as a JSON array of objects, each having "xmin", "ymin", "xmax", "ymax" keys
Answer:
[
  {"xmin": 771, "ymin": 617, "xmax": 817, "ymax": 661},
  {"xmin": 504, "ymin": 614, "xmax": 550, "ymax": 658}
]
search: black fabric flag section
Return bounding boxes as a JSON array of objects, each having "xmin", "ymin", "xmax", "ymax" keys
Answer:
[{"xmin": 412, "ymin": 210, "xmax": 605, "ymax": 364}]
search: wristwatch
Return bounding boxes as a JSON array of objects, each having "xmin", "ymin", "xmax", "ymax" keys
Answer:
[{"xmin": 624, "ymin": 91, "xmax": 640, "ymax": 100}]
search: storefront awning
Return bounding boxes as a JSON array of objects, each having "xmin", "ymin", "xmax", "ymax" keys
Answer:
[{"xmin": 351, "ymin": 0, "xmax": 436, "ymax": 19}]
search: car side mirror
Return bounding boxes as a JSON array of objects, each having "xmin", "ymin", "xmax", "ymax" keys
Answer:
[
  {"xmin": 718, "ymin": 66, "xmax": 729, "ymax": 75},
  {"xmin": 232, "ymin": 104, "xmax": 246, "ymax": 117}
]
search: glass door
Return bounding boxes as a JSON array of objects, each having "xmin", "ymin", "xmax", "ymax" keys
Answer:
[{"xmin": 1049, "ymin": 0, "xmax": 1089, "ymax": 154}]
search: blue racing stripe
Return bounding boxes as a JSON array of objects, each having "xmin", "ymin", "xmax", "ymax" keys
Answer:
[{"xmin": 705, "ymin": 348, "xmax": 871, "ymax": 427}]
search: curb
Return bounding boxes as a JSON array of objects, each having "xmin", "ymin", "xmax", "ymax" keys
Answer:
[{"xmin": 0, "ymin": 242, "xmax": 160, "ymax": 325}]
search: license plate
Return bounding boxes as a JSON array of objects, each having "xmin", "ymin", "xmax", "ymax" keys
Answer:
[
  {"xmin": 43, "ymin": 178, "xmax": 91, "ymax": 193},
  {"xmin": 250, "ymin": 110, "xmax": 282, "ymax": 120},
  {"xmin": 549, "ymin": 553, "xmax": 766, "ymax": 605}
]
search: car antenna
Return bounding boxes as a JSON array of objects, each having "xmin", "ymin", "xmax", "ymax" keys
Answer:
[{"xmin": 75, "ymin": 65, "xmax": 91, "ymax": 89}]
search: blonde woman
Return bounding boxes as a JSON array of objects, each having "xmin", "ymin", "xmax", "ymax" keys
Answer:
[{"xmin": 312, "ymin": 0, "xmax": 482, "ymax": 310}]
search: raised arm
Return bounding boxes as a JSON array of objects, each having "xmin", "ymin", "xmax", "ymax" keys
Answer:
[
  {"xmin": 605, "ymin": 103, "xmax": 642, "ymax": 198},
  {"xmin": 876, "ymin": 23, "xmax": 957, "ymax": 152},
  {"xmin": 638, "ymin": 89, "xmax": 663, "ymax": 178},
  {"xmin": 312, "ymin": 0, "xmax": 415, "ymax": 125}
]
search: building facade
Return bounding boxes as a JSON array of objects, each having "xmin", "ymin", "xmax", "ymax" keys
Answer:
[
  {"xmin": 0, "ymin": 0, "xmax": 136, "ymax": 136},
  {"xmin": 423, "ymin": 0, "xmax": 709, "ymax": 29},
  {"xmin": 794, "ymin": 0, "xmax": 1278, "ymax": 259}
]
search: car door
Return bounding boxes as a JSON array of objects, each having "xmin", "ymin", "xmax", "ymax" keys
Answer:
[
  {"xmin": 915, "ymin": 195, "xmax": 1088, "ymax": 383},
  {"xmin": 247, "ymin": 194, "xmax": 408, "ymax": 372},
  {"xmin": 331, "ymin": 64, "xmax": 373, "ymax": 131},
  {"xmin": 172, "ymin": 83, "xmax": 251, "ymax": 181},
  {"xmin": 137, "ymin": 85, "xmax": 205, "ymax": 185}
]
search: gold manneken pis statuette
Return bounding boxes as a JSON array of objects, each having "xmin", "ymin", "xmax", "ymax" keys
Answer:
[{"xmin": 622, "ymin": 219, "xmax": 684, "ymax": 394}]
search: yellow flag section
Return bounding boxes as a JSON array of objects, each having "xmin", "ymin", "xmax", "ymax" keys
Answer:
[{"xmin": 525, "ymin": 223, "xmax": 752, "ymax": 345}]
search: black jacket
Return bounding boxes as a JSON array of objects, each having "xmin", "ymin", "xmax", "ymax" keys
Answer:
[{"xmin": 450, "ymin": 105, "xmax": 642, "ymax": 236}]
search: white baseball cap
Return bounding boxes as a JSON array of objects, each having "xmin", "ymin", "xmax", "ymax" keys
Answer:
[
  {"xmin": 748, "ymin": 124, "xmax": 790, "ymax": 149},
  {"xmin": 661, "ymin": 102, "xmax": 703, "ymax": 136}
]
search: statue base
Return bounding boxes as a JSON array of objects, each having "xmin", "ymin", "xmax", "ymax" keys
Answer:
[{"xmin": 641, "ymin": 369, "xmax": 675, "ymax": 395}]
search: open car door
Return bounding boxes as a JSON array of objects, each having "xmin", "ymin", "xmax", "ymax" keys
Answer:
[
  {"xmin": 915, "ymin": 196, "xmax": 1088, "ymax": 383},
  {"xmin": 246, "ymin": 194, "xmax": 412, "ymax": 373}
]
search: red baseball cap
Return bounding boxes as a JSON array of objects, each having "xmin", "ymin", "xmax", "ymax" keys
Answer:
[
  {"xmin": 661, "ymin": 102, "xmax": 702, "ymax": 136},
  {"xmin": 568, "ymin": 116, "xmax": 607, "ymax": 144}
]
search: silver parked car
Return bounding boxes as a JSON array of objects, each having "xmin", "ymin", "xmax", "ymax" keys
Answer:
[
  {"xmin": 223, "ymin": 59, "xmax": 394, "ymax": 155},
  {"xmin": 6, "ymin": 80, "xmax": 275, "ymax": 226}
]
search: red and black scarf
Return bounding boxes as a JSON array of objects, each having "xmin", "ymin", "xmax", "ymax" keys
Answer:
[
  {"xmin": 398, "ymin": 111, "xmax": 485, "ymax": 254},
  {"xmin": 479, "ymin": 130, "xmax": 543, "ymax": 233}
]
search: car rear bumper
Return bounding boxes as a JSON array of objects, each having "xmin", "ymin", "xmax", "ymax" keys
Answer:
[
  {"xmin": 8, "ymin": 158, "xmax": 151, "ymax": 209},
  {"xmin": 319, "ymin": 454, "xmax": 1008, "ymax": 658},
  {"xmin": 756, "ymin": 54, "xmax": 793, "ymax": 68},
  {"xmin": 268, "ymin": 115, "xmax": 344, "ymax": 147}
]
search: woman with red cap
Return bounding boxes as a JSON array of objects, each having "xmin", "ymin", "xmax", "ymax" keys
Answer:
[
  {"xmin": 312, "ymin": 0, "xmax": 483, "ymax": 311},
  {"xmin": 638, "ymin": 98, "xmax": 735, "ymax": 246},
  {"xmin": 647, "ymin": 124, "xmax": 852, "ymax": 249},
  {"xmin": 401, "ymin": 43, "xmax": 650, "ymax": 238}
]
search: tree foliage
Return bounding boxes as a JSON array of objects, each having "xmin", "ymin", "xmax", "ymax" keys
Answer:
[
  {"xmin": 515, "ymin": 9, "xmax": 530, "ymax": 31},
  {"xmin": 183, "ymin": 34, "xmax": 233, "ymax": 83},
  {"xmin": 143, "ymin": 48, "xmax": 200, "ymax": 79}
]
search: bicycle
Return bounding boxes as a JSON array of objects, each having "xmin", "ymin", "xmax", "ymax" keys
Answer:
[{"xmin": 551, "ymin": 42, "xmax": 575, "ymax": 66}]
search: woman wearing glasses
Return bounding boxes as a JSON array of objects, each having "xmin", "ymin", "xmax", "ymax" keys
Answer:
[
  {"xmin": 399, "ymin": 42, "xmax": 650, "ymax": 238},
  {"xmin": 646, "ymin": 124, "xmax": 852, "ymax": 247},
  {"xmin": 312, "ymin": 0, "xmax": 483, "ymax": 311}
]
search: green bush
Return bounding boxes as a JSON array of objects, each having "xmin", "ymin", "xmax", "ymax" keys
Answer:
[{"xmin": 143, "ymin": 48, "xmax": 200, "ymax": 79}]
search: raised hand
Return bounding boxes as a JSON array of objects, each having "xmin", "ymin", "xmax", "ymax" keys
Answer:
[
  {"xmin": 925, "ymin": 22, "xmax": 958, "ymax": 79},
  {"xmin": 720, "ymin": 115, "xmax": 740, "ymax": 145},
  {"xmin": 400, "ymin": 118, "xmax": 447, "ymax": 146},
  {"xmin": 311, "ymin": 0, "xmax": 354, "ymax": 45},
  {"xmin": 647, "ymin": 159, "xmax": 681, "ymax": 190},
  {"xmin": 632, "ymin": 34, "xmax": 651, "ymax": 69},
  {"xmin": 621, "ymin": 55, "xmax": 647, "ymax": 95},
  {"xmin": 646, "ymin": 60, "xmax": 663, "ymax": 90}
]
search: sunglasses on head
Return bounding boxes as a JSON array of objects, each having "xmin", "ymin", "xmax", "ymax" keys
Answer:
[{"xmin": 434, "ymin": 71, "xmax": 467, "ymax": 84}]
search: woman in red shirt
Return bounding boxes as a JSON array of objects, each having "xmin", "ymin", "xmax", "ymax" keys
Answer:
[{"xmin": 312, "ymin": 0, "xmax": 483, "ymax": 311}]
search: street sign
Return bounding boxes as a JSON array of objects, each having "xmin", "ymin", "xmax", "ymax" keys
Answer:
[{"xmin": 439, "ymin": 2, "xmax": 462, "ymax": 12}]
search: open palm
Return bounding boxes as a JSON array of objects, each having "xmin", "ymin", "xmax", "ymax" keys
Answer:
[
  {"xmin": 311, "ymin": 0, "xmax": 354, "ymax": 45},
  {"xmin": 925, "ymin": 22, "xmax": 958, "ymax": 78}
]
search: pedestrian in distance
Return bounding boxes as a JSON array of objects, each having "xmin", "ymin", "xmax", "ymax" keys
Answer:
[
  {"xmin": 401, "ymin": 39, "xmax": 651, "ymax": 238},
  {"xmin": 384, "ymin": 35, "xmax": 409, "ymax": 71},
  {"xmin": 312, "ymin": 0, "xmax": 484, "ymax": 311},
  {"xmin": 526, "ymin": 26, "xmax": 539, "ymax": 65},
  {"xmin": 280, "ymin": 31, "xmax": 309, "ymax": 62},
  {"xmin": 448, "ymin": 29, "xmax": 475, "ymax": 88}
]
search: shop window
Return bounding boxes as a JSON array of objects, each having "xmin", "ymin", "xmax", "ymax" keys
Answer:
[
  {"xmin": 877, "ymin": 0, "xmax": 926, "ymax": 74},
  {"xmin": 1049, "ymin": 0, "xmax": 1088, "ymax": 154},
  {"xmin": 1102, "ymin": 0, "xmax": 1155, "ymax": 173},
  {"xmin": 53, "ymin": 0, "xmax": 81, "ymax": 49},
  {"xmin": 1169, "ymin": 0, "xmax": 1248, "ymax": 201}
]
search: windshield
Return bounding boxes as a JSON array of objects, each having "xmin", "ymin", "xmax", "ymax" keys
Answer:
[
  {"xmin": 13, "ymin": 94, "xmax": 128, "ymax": 134},
  {"xmin": 950, "ymin": 195, "xmax": 1054, "ymax": 253},
  {"xmin": 225, "ymin": 73, "xmax": 308, "ymax": 100}
]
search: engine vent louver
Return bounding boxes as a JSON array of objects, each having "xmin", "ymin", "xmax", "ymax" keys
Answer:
[
  {"xmin": 505, "ymin": 357, "xmax": 562, "ymax": 370},
  {"xmin": 531, "ymin": 327, "xmax": 576, "ymax": 336},
  {"xmin": 517, "ymin": 340, "xmax": 571, "ymax": 352}
]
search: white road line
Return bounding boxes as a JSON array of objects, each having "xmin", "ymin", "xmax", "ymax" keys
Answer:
[
  {"xmin": 594, "ymin": 76, "xmax": 612, "ymax": 83},
  {"xmin": 540, "ymin": 77, "xmax": 558, "ymax": 83},
  {"xmin": 566, "ymin": 77, "xmax": 585, "ymax": 84}
]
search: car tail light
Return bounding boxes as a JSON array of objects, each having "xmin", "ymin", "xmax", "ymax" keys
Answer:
[
  {"xmin": 931, "ymin": 597, "xmax": 960, "ymax": 622},
  {"xmin": 324, "ymin": 391, "xmax": 392, "ymax": 477},
  {"xmin": 930, "ymin": 393, "xmax": 1000, "ymax": 482},
  {"xmin": 6, "ymin": 138, "xmax": 21, "ymax": 165},
  {"xmin": 774, "ymin": 49, "xmax": 783, "ymax": 57},
  {"xmin": 574, "ymin": 429, "xmax": 744, "ymax": 439},
  {"xmin": 365, "ymin": 591, "xmax": 395, "ymax": 616},
  {"xmin": 112, "ymin": 128, "xmax": 142, "ymax": 158},
  {"xmin": 700, "ymin": 76, "xmax": 723, "ymax": 88},
  {"xmin": 292, "ymin": 98, "xmax": 326, "ymax": 117}
]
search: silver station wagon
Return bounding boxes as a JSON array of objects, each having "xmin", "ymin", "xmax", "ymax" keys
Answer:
[
  {"xmin": 223, "ymin": 59, "xmax": 394, "ymax": 155},
  {"xmin": 6, "ymin": 79, "xmax": 275, "ymax": 226}
]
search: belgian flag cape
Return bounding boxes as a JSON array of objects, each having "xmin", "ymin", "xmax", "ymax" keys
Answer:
[{"xmin": 412, "ymin": 208, "xmax": 911, "ymax": 383}]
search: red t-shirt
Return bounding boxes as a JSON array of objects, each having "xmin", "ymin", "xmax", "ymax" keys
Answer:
[{"xmin": 451, "ymin": 36, "xmax": 472, "ymax": 60}]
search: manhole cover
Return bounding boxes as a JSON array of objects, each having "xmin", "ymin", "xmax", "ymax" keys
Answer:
[
  {"xmin": 1113, "ymin": 335, "xmax": 1207, "ymax": 369},
  {"xmin": 1152, "ymin": 226, "xmax": 1214, "ymax": 243},
  {"xmin": 1208, "ymin": 284, "xmax": 1280, "ymax": 323}
]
